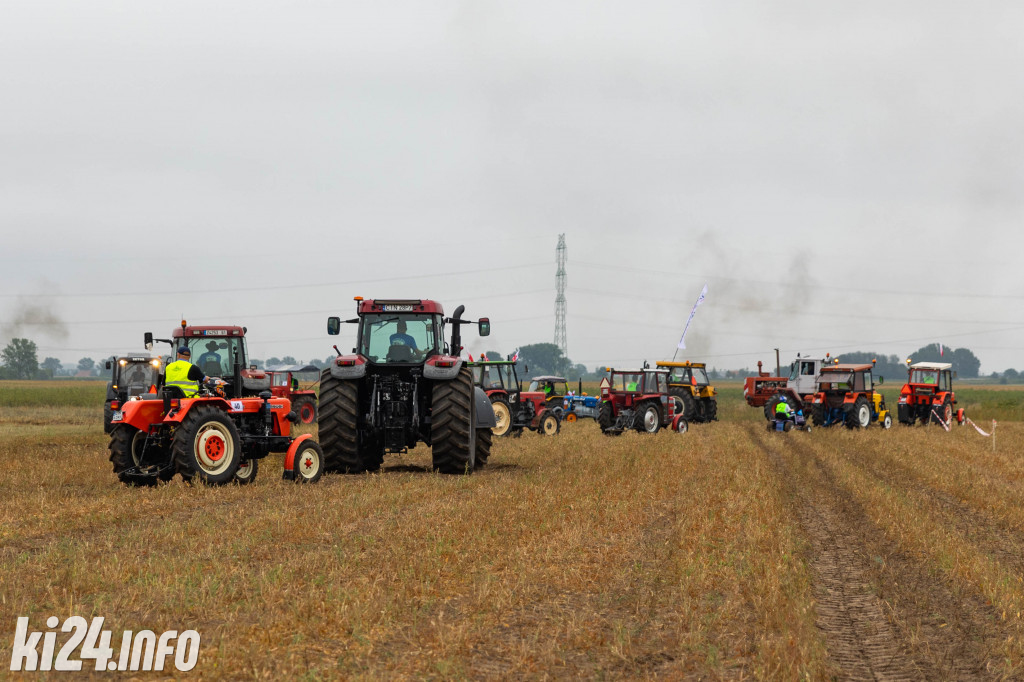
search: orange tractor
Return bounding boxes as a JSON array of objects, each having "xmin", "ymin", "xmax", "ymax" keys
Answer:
[{"xmin": 897, "ymin": 361, "xmax": 965, "ymax": 426}]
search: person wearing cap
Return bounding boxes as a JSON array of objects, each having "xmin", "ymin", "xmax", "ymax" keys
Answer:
[{"xmin": 164, "ymin": 346, "xmax": 206, "ymax": 398}]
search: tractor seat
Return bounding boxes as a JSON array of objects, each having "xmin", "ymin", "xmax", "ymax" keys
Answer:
[{"xmin": 386, "ymin": 344, "xmax": 415, "ymax": 362}]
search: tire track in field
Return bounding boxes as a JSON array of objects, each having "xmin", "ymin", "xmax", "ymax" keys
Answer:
[
  {"xmin": 751, "ymin": 425, "xmax": 920, "ymax": 681},
  {"xmin": 837, "ymin": 439, "xmax": 1024, "ymax": 598}
]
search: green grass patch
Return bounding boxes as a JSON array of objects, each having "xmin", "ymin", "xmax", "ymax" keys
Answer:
[{"xmin": 0, "ymin": 380, "xmax": 107, "ymax": 407}]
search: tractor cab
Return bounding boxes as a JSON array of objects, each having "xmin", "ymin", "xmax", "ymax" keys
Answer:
[
  {"xmin": 656, "ymin": 360, "xmax": 718, "ymax": 423},
  {"xmin": 104, "ymin": 354, "xmax": 162, "ymax": 433}
]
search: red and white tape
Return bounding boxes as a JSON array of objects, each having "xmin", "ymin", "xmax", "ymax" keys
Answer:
[
  {"xmin": 930, "ymin": 408, "xmax": 951, "ymax": 432},
  {"xmin": 964, "ymin": 417, "xmax": 994, "ymax": 437}
]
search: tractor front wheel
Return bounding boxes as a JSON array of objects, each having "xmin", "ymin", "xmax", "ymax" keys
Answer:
[
  {"xmin": 431, "ymin": 367, "xmax": 476, "ymax": 474},
  {"xmin": 882, "ymin": 413, "xmax": 893, "ymax": 429},
  {"xmin": 293, "ymin": 441, "xmax": 325, "ymax": 483},
  {"xmin": 234, "ymin": 459, "xmax": 259, "ymax": 485},
  {"xmin": 490, "ymin": 397, "xmax": 512, "ymax": 437},
  {"xmin": 172, "ymin": 406, "xmax": 242, "ymax": 485},
  {"xmin": 292, "ymin": 396, "xmax": 317, "ymax": 425}
]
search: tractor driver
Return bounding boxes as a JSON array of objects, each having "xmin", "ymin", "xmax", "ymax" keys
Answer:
[
  {"xmin": 196, "ymin": 341, "xmax": 222, "ymax": 375},
  {"xmin": 164, "ymin": 346, "xmax": 207, "ymax": 398}
]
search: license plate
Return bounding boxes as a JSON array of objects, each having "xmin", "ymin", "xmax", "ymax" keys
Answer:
[{"xmin": 111, "ymin": 410, "xmax": 123, "ymax": 422}]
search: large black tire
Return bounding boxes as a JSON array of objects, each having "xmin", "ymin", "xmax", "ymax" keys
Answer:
[
  {"xmin": 490, "ymin": 396, "xmax": 512, "ymax": 437},
  {"xmin": 846, "ymin": 397, "xmax": 871, "ymax": 429},
  {"xmin": 598, "ymin": 401, "xmax": 615, "ymax": 434},
  {"xmin": 292, "ymin": 396, "xmax": 318, "ymax": 425},
  {"xmin": 933, "ymin": 397, "xmax": 953, "ymax": 425},
  {"xmin": 811, "ymin": 406, "xmax": 824, "ymax": 426},
  {"xmin": 234, "ymin": 459, "xmax": 258, "ymax": 485},
  {"xmin": 293, "ymin": 441, "xmax": 325, "ymax": 483},
  {"xmin": 783, "ymin": 420, "xmax": 794, "ymax": 432},
  {"xmin": 538, "ymin": 411, "xmax": 560, "ymax": 436},
  {"xmin": 430, "ymin": 367, "xmax": 475, "ymax": 474},
  {"xmin": 637, "ymin": 402, "xmax": 661, "ymax": 433},
  {"xmin": 702, "ymin": 398, "xmax": 718, "ymax": 422},
  {"xmin": 474, "ymin": 428, "xmax": 491, "ymax": 470},
  {"xmin": 172, "ymin": 405, "xmax": 242, "ymax": 484},
  {"xmin": 318, "ymin": 372, "xmax": 377, "ymax": 473},
  {"xmin": 109, "ymin": 425, "xmax": 171, "ymax": 486},
  {"xmin": 670, "ymin": 388, "xmax": 698, "ymax": 422},
  {"xmin": 103, "ymin": 402, "xmax": 114, "ymax": 434}
]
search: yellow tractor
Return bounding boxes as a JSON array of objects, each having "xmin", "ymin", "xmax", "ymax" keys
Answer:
[{"xmin": 655, "ymin": 360, "xmax": 718, "ymax": 423}]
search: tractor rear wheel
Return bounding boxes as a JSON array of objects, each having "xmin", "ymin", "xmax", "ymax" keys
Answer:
[
  {"xmin": 846, "ymin": 398, "xmax": 871, "ymax": 429},
  {"xmin": 318, "ymin": 372, "xmax": 372, "ymax": 473},
  {"xmin": 104, "ymin": 402, "xmax": 114, "ymax": 434},
  {"xmin": 292, "ymin": 396, "xmax": 317, "ymax": 425},
  {"xmin": 670, "ymin": 388, "xmax": 698, "ymax": 422},
  {"xmin": 109, "ymin": 426, "xmax": 171, "ymax": 486},
  {"xmin": 638, "ymin": 402, "xmax": 661, "ymax": 433},
  {"xmin": 475, "ymin": 428, "xmax": 491, "ymax": 469},
  {"xmin": 293, "ymin": 441, "xmax": 325, "ymax": 483},
  {"xmin": 234, "ymin": 459, "xmax": 258, "ymax": 485},
  {"xmin": 172, "ymin": 406, "xmax": 242, "ymax": 484},
  {"xmin": 431, "ymin": 367, "xmax": 476, "ymax": 474},
  {"xmin": 539, "ymin": 411, "xmax": 560, "ymax": 436},
  {"xmin": 490, "ymin": 397, "xmax": 512, "ymax": 437},
  {"xmin": 935, "ymin": 398, "xmax": 953, "ymax": 425}
]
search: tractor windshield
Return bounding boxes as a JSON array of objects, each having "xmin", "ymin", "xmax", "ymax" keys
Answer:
[
  {"xmin": 817, "ymin": 372, "xmax": 853, "ymax": 391},
  {"xmin": 475, "ymin": 364, "xmax": 513, "ymax": 391},
  {"xmin": 910, "ymin": 369, "xmax": 938, "ymax": 385},
  {"xmin": 116, "ymin": 360, "xmax": 159, "ymax": 392},
  {"xmin": 692, "ymin": 367, "xmax": 709, "ymax": 385},
  {"xmin": 360, "ymin": 314, "xmax": 440, "ymax": 364},
  {"xmin": 186, "ymin": 337, "xmax": 247, "ymax": 378},
  {"xmin": 611, "ymin": 373, "xmax": 643, "ymax": 392}
]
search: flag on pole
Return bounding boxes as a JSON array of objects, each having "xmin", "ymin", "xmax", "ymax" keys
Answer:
[
  {"xmin": 678, "ymin": 283, "xmax": 709, "ymax": 350},
  {"xmin": 938, "ymin": 343, "xmax": 944, "ymax": 357},
  {"xmin": 511, "ymin": 348, "xmax": 520, "ymax": 362}
]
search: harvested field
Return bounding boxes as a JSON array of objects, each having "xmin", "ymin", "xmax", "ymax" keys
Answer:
[{"xmin": 1, "ymin": 381, "xmax": 1023, "ymax": 679}]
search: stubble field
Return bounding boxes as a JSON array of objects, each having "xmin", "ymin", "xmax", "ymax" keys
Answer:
[{"xmin": 2, "ymin": 381, "xmax": 1024, "ymax": 679}]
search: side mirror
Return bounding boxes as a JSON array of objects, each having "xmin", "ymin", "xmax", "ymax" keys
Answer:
[
  {"xmin": 105, "ymin": 360, "xmax": 112, "ymax": 370},
  {"xmin": 144, "ymin": 332, "xmax": 153, "ymax": 350},
  {"xmin": 478, "ymin": 318, "xmax": 490, "ymax": 337},
  {"xmin": 327, "ymin": 317, "xmax": 341, "ymax": 335},
  {"xmin": 876, "ymin": 376, "xmax": 884, "ymax": 386}
]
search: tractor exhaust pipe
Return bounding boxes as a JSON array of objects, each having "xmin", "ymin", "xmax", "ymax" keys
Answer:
[{"xmin": 450, "ymin": 304, "xmax": 465, "ymax": 357}]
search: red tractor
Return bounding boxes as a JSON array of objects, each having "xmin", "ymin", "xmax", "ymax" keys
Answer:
[
  {"xmin": 468, "ymin": 360, "xmax": 561, "ymax": 437},
  {"xmin": 108, "ymin": 373, "xmax": 324, "ymax": 486},
  {"xmin": 319, "ymin": 298, "xmax": 496, "ymax": 474},
  {"xmin": 266, "ymin": 366, "xmax": 320, "ymax": 424},
  {"xmin": 744, "ymin": 354, "xmax": 828, "ymax": 420},
  {"xmin": 897, "ymin": 361, "xmax": 965, "ymax": 426},
  {"xmin": 598, "ymin": 365, "xmax": 688, "ymax": 435}
]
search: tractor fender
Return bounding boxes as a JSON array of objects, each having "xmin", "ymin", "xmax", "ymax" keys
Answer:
[
  {"xmin": 163, "ymin": 396, "xmax": 234, "ymax": 424},
  {"xmin": 474, "ymin": 387, "xmax": 496, "ymax": 428},
  {"xmin": 282, "ymin": 433, "xmax": 315, "ymax": 480},
  {"xmin": 328, "ymin": 355, "xmax": 368, "ymax": 380},
  {"xmin": 423, "ymin": 356, "xmax": 463, "ymax": 380}
]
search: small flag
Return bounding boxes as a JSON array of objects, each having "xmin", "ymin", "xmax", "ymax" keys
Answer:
[
  {"xmin": 939, "ymin": 343, "xmax": 944, "ymax": 357},
  {"xmin": 678, "ymin": 283, "xmax": 709, "ymax": 350},
  {"xmin": 511, "ymin": 348, "xmax": 520, "ymax": 362},
  {"xmin": 468, "ymin": 354, "xmax": 474, "ymax": 362}
]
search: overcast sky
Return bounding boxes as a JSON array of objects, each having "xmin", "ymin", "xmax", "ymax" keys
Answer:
[{"xmin": 2, "ymin": 1, "xmax": 1023, "ymax": 374}]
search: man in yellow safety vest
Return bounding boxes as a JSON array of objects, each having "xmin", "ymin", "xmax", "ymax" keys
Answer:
[{"xmin": 164, "ymin": 346, "xmax": 206, "ymax": 398}]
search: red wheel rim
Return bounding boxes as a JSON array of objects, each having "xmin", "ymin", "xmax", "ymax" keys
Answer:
[
  {"xmin": 205, "ymin": 435, "xmax": 225, "ymax": 461},
  {"xmin": 300, "ymin": 402, "xmax": 315, "ymax": 424}
]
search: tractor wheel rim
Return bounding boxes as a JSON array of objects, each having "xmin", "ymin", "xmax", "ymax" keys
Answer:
[
  {"xmin": 300, "ymin": 403, "xmax": 315, "ymax": 423},
  {"xmin": 644, "ymin": 408, "xmax": 659, "ymax": 431},
  {"xmin": 493, "ymin": 404, "xmax": 510, "ymax": 431},
  {"xmin": 677, "ymin": 420, "xmax": 688, "ymax": 433},
  {"xmin": 236, "ymin": 460, "xmax": 254, "ymax": 480},
  {"xmin": 297, "ymin": 447, "xmax": 320, "ymax": 479},
  {"xmin": 130, "ymin": 430, "xmax": 147, "ymax": 466},
  {"xmin": 196, "ymin": 425, "xmax": 234, "ymax": 475},
  {"xmin": 543, "ymin": 417, "xmax": 557, "ymax": 435},
  {"xmin": 859, "ymin": 406, "xmax": 870, "ymax": 426},
  {"xmin": 671, "ymin": 396, "xmax": 684, "ymax": 416},
  {"xmin": 565, "ymin": 413, "xmax": 577, "ymax": 422}
]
